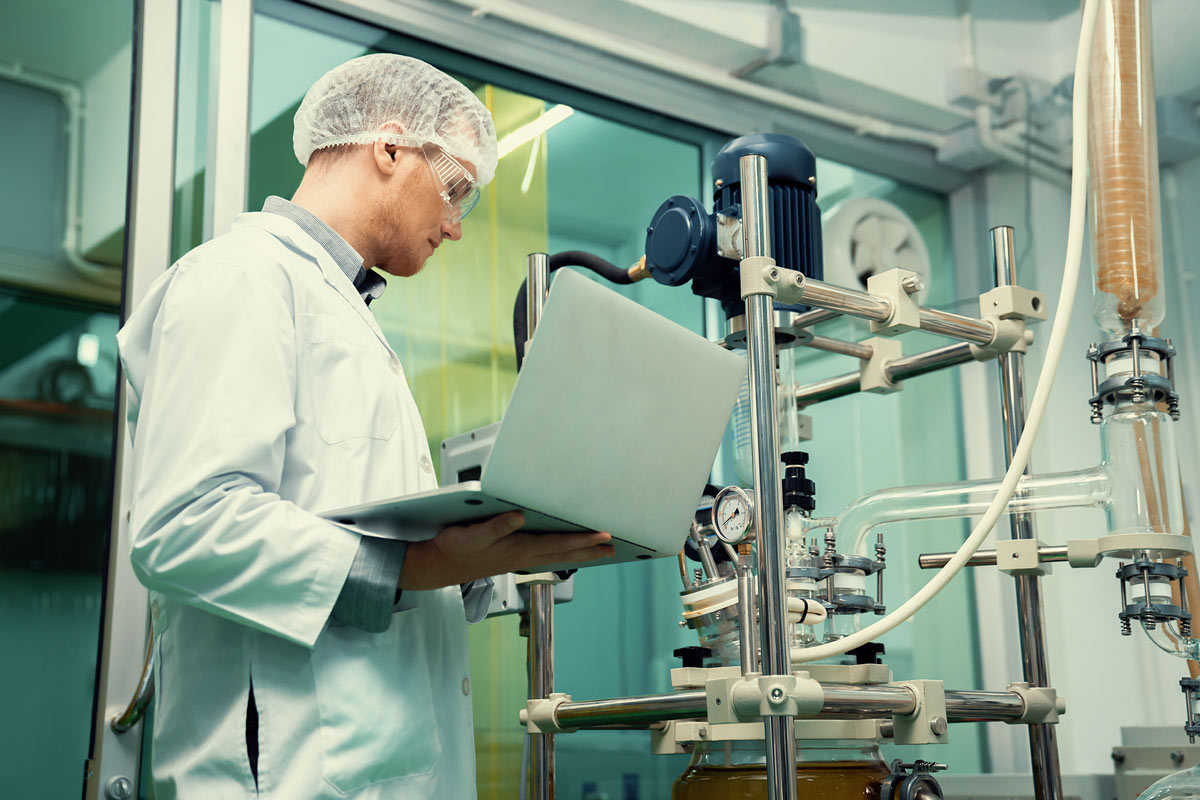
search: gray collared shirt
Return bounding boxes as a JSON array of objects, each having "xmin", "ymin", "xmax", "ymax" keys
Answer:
[
  {"xmin": 263, "ymin": 195, "xmax": 388, "ymax": 306},
  {"xmin": 263, "ymin": 196, "xmax": 403, "ymax": 632}
]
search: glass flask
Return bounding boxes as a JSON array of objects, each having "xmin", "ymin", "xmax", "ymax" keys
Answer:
[
  {"xmin": 1138, "ymin": 763, "xmax": 1200, "ymax": 799},
  {"xmin": 672, "ymin": 738, "xmax": 890, "ymax": 799}
]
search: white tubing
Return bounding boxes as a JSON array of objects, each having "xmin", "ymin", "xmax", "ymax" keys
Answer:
[
  {"xmin": 793, "ymin": 0, "xmax": 1100, "ymax": 664},
  {"xmin": 788, "ymin": 596, "xmax": 828, "ymax": 625}
]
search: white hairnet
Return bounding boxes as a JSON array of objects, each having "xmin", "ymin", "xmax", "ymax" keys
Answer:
[{"xmin": 293, "ymin": 54, "xmax": 498, "ymax": 185}]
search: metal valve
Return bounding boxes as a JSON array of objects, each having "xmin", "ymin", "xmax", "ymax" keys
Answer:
[{"xmin": 880, "ymin": 759, "xmax": 947, "ymax": 800}]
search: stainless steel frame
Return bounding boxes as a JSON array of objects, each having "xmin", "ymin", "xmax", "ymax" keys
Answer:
[
  {"xmin": 85, "ymin": 1, "xmax": 181, "ymax": 797},
  {"xmin": 788, "ymin": 276, "xmax": 996, "ymax": 347},
  {"xmin": 793, "ymin": 342, "xmax": 976, "ymax": 407},
  {"xmin": 991, "ymin": 226, "xmax": 1063, "ymax": 800},
  {"xmin": 549, "ymin": 684, "xmax": 1029, "ymax": 730},
  {"xmin": 739, "ymin": 153, "xmax": 798, "ymax": 800},
  {"xmin": 525, "ymin": 252, "xmax": 555, "ymax": 800}
]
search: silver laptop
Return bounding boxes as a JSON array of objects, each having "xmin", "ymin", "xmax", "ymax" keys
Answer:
[{"xmin": 322, "ymin": 268, "xmax": 746, "ymax": 568}]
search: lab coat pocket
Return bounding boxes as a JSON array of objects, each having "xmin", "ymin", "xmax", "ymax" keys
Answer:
[
  {"xmin": 302, "ymin": 314, "xmax": 399, "ymax": 444},
  {"xmin": 310, "ymin": 608, "xmax": 441, "ymax": 792}
]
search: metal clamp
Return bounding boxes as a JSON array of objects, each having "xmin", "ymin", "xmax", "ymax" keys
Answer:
[
  {"xmin": 521, "ymin": 692, "xmax": 573, "ymax": 734},
  {"xmin": 705, "ymin": 672, "xmax": 824, "ymax": 723},
  {"xmin": 881, "ymin": 760, "xmax": 946, "ymax": 800},
  {"xmin": 1007, "ymin": 682, "xmax": 1064, "ymax": 725},
  {"xmin": 1087, "ymin": 330, "xmax": 1181, "ymax": 421}
]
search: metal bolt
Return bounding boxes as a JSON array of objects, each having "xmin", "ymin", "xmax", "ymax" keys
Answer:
[
  {"xmin": 715, "ymin": 179, "xmax": 723, "ymax": 188},
  {"xmin": 770, "ymin": 687, "xmax": 785, "ymax": 702},
  {"xmin": 808, "ymin": 176, "xmax": 816, "ymax": 184},
  {"xmin": 901, "ymin": 275, "xmax": 923, "ymax": 294},
  {"xmin": 698, "ymin": 726, "xmax": 708, "ymax": 739},
  {"xmin": 1172, "ymin": 749, "xmax": 1186, "ymax": 765},
  {"xmin": 769, "ymin": 268, "xmax": 780, "ymax": 281},
  {"xmin": 106, "ymin": 777, "xmax": 134, "ymax": 800},
  {"xmin": 1121, "ymin": 617, "xmax": 1132, "ymax": 636},
  {"xmin": 1112, "ymin": 749, "xmax": 1126, "ymax": 764},
  {"xmin": 929, "ymin": 715, "xmax": 948, "ymax": 736}
]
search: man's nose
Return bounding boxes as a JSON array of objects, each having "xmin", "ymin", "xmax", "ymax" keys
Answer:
[{"xmin": 442, "ymin": 218, "xmax": 463, "ymax": 242}]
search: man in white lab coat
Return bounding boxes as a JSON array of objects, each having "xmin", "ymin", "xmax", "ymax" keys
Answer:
[{"xmin": 116, "ymin": 54, "xmax": 613, "ymax": 798}]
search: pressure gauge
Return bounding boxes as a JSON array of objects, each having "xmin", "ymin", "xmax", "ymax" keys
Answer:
[{"xmin": 713, "ymin": 486, "xmax": 756, "ymax": 545}]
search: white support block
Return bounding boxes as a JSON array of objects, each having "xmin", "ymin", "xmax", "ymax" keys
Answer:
[
  {"xmin": 1007, "ymin": 682, "xmax": 1064, "ymax": 725},
  {"xmin": 1065, "ymin": 539, "xmax": 1103, "ymax": 569},
  {"xmin": 520, "ymin": 692, "xmax": 572, "ymax": 734},
  {"xmin": 859, "ymin": 337, "xmax": 904, "ymax": 394},
  {"xmin": 739, "ymin": 256, "xmax": 779, "ymax": 299},
  {"xmin": 996, "ymin": 538, "xmax": 1052, "ymax": 577},
  {"xmin": 893, "ymin": 680, "xmax": 949, "ymax": 746},
  {"xmin": 979, "ymin": 285, "xmax": 1047, "ymax": 321},
  {"xmin": 867, "ymin": 268, "xmax": 921, "ymax": 336}
]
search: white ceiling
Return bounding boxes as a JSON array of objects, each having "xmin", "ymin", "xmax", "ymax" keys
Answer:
[{"xmin": 0, "ymin": 0, "xmax": 132, "ymax": 84}]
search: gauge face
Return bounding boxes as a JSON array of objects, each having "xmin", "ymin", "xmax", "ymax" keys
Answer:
[{"xmin": 713, "ymin": 486, "xmax": 755, "ymax": 544}]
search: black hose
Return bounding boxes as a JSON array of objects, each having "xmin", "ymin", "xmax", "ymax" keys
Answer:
[{"xmin": 512, "ymin": 251, "xmax": 635, "ymax": 370}]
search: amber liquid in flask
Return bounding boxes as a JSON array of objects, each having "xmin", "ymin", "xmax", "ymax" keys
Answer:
[{"xmin": 672, "ymin": 740, "xmax": 890, "ymax": 799}]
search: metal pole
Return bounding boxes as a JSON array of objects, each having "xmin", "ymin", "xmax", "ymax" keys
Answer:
[
  {"xmin": 991, "ymin": 226, "xmax": 1063, "ymax": 800},
  {"xmin": 526, "ymin": 252, "xmax": 554, "ymax": 800},
  {"xmin": 739, "ymin": 153, "xmax": 798, "ymax": 800},
  {"xmin": 793, "ymin": 342, "xmax": 977, "ymax": 407},
  {"xmin": 737, "ymin": 554, "xmax": 758, "ymax": 674},
  {"xmin": 919, "ymin": 545, "xmax": 1070, "ymax": 570},
  {"xmin": 549, "ymin": 685, "xmax": 1029, "ymax": 729}
]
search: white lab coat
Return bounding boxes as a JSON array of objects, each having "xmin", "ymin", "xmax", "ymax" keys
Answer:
[{"xmin": 117, "ymin": 211, "xmax": 489, "ymax": 798}]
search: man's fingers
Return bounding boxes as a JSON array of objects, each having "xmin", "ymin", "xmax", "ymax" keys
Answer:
[
  {"xmin": 529, "ymin": 544, "xmax": 616, "ymax": 568},
  {"xmin": 524, "ymin": 531, "xmax": 611, "ymax": 557},
  {"xmin": 478, "ymin": 511, "xmax": 525, "ymax": 541}
]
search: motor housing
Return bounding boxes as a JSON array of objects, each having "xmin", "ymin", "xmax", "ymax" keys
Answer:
[{"xmin": 644, "ymin": 133, "xmax": 824, "ymax": 318}]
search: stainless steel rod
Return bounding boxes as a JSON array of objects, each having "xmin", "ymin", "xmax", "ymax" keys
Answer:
[
  {"xmin": 887, "ymin": 343, "xmax": 976, "ymax": 382},
  {"xmin": 792, "ymin": 275, "xmax": 994, "ymax": 346},
  {"xmin": 555, "ymin": 690, "xmax": 708, "ymax": 728},
  {"xmin": 737, "ymin": 562, "xmax": 757, "ymax": 675},
  {"xmin": 793, "ymin": 343, "xmax": 977, "ymax": 407},
  {"xmin": 791, "ymin": 308, "xmax": 841, "ymax": 329},
  {"xmin": 793, "ymin": 372, "xmax": 863, "ymax": 407},
  {"xmin": 796, "ymin": 276, "xmax": 892, "ymax": 322},
  {"xmin": 991, "ymin": 226, "xmax": 1063, "ymax": 800},
  {"xmin": 526, "ymin": 252, "xmax": 554, "ymax": 800},
  {"xmin": 918, "ymin": 545, "xmax": 1070, "ymax": 570},
  {"xmin": 740, "ymin": 153, "xmax": 797, "ymax": 800},
  {"xmin": 919, "ymin": 306, "xmax": 996, "ymax": 346},
  {"xmin": 804, "ymin": 335, "xmax": 874, "ymax": 359},
  {"xmin": 549, "ymin": 686, "xmax": 1028, "ymax": 730}
]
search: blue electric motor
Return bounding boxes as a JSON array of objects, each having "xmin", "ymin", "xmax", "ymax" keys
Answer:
[{"xmin": 643, "ymin": 133, "xmax": 823, "ymax": 318}]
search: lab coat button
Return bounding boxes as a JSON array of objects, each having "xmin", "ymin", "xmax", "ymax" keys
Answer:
[
  {"xmin": 462, "ymin": 677, "xmax": 471, "ymax": 696},
  {"xmin": 389, "ymin": 358, "xmax": 401, "ymax": 375},
  {"xmin": 420, "ymin": 454, "xmax": 434, "ymax": 474}
]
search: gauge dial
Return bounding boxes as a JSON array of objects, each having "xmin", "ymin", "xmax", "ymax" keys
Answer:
[{"xmin": 713, "ymin": 486, "xmax": 755, "ymax": 544}]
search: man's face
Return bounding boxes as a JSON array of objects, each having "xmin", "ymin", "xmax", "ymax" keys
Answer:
[{"xmin": 375, "ymin": 146, "xmax": 476, "ymax": 278}]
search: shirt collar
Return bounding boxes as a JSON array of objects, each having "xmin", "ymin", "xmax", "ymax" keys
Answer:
[{"xmin": 262, "ymin": 196, "xmax": 387, "ymax": 305}]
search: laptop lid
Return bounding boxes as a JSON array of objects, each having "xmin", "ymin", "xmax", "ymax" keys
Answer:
[{"xmin": 480, "ymin": 268, "xmax": 745, "ymax": 557}]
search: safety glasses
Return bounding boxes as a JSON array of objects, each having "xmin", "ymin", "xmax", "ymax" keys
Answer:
[{"xmin": 419, "ymin": 142, "xmax": 480, "ymax": 225}]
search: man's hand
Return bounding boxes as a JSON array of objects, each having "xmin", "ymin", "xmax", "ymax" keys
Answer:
[{"xmin": 399, "ymin": 512, "xmax": 615, "ymax": 591}]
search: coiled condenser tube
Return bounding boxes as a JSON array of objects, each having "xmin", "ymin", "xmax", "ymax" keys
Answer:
[{"xmin": 1088, "ymin": 0, "xmax": 1165, "ymax": 335}]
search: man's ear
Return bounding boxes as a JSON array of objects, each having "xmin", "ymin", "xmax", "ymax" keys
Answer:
[{"xmin": 372, "ymin": 120, "xmax": 407, "ymax": 176}]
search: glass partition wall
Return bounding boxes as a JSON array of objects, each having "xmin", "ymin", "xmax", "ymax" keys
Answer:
[{"xmin": 0, "ymin": 3, "xmax": 133, "ymax": 797}]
